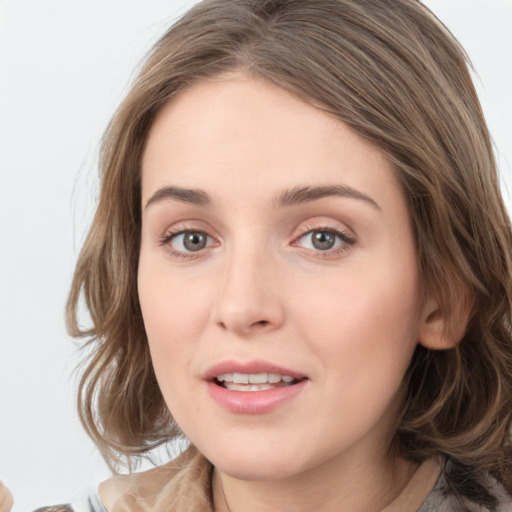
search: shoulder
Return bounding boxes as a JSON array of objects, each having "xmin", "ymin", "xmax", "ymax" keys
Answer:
[
  {"xmin": 99, "ymin": 445, "xmax": 212, "ymax": 512},
  {"xmin": 420, "ymin": 463, "xmax": 512, "ymax": 512}
]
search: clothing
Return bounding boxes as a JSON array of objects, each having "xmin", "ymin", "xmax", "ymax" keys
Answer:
[
  {"xmin": 0, "ymin": 481, "xmax": 13, "ymax": 512},
  {"xmin": 100, "ymin": 447, "xmax": 441, "ymax": 511},
  {"xmin": 33, "ymin": 492, "xmax": 106, "ymax": 512},
  {"xmin": 71, "ymin": 492, "xmax": 107, "ymax": 512},
  {"xmin": 37, "ymin": 446, "xmax": 512, "ymax": 512}
]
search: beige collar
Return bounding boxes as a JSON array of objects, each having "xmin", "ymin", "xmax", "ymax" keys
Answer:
[
  {"xmin": 0, "ymin": 481, "xmax": 14, "ymax": 512},
  {"xmin": 99, "ymin": 446, "xmax": 213, "ymax": 512}
]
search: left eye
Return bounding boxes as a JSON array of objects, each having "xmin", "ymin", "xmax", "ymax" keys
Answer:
[
  {"xmin": 170, "ymin": 231, "xmax": 212, "ymax": 252},
  {"xmin": 297, "ymin": 229, "xmax": 347, "ymax": 251}
]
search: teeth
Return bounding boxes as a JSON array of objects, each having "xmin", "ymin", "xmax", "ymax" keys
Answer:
[
  {"xmin": 224, "ymin": 383, "xmax": 275, "ymax": 392},
  {"xmin": 248, "ymin": 373, "xmax": 267, "ymax": 384},
  {"xmin": 216, "ymin": 372, "xmax": 297, "ymax": 385}
]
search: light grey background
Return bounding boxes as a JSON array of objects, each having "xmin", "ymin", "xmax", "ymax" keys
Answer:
[{"xmin": 0, "ymin": 1, "xmax": 510, "ymax": 510}]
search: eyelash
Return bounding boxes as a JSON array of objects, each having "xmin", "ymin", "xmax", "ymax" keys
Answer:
[
  {"xmin": 158, "ymin": 228, "xmax": 213, "ymax": 260},
  {"xmin": 293, "ymin": 227, "xmax": 355, "ymax": 259},
  {"xmin": 158, "ymin": 225, "xmax": 355, "ymax": 260}
]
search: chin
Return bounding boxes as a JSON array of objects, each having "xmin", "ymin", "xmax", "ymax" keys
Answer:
[
  {"xmin": 198, "ymin": 436, "xmax": 315, "ymax": 482},
  {"xmin": 215, "ymin": 458, "xmax": 303, "ymax": 482}
]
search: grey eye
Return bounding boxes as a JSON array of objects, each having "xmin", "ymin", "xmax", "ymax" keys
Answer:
[
  {"xmin": 310, "ymin": 230, "xmax": 337, "ymax": 250},
  {"xmin": 172, "ymin": 231, "xmax": 209, "ymax": 252},
  {"xmin": 183, "ymin": 232, "xmax": 207, "ymax": 251},
  {"xmin": 297, "ymin": 229, "xmax": 347, "ymax": 252}
]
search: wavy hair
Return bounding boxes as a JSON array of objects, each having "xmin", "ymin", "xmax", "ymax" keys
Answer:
[{"xmin": 67, "ymin": 0, "xmax": 512, "ymax": 505}]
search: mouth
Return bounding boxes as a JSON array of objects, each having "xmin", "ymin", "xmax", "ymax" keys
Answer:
[
  {"xmin": 205, "ymin": 363, "xmax": 309, "ymax": 414},
  {"xmin": 214, "ymin": 372, "xmax": 302, "ymax": 392}
]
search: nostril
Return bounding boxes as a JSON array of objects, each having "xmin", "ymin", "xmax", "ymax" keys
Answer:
[{"xmin": 253, "ymin": 320, "xmax": 269, "ymax": 327}]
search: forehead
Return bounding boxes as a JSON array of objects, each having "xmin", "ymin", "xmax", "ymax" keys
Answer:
[{"xmin": 141, "ymin": 76, "xmax": 402, "ymax": 210}]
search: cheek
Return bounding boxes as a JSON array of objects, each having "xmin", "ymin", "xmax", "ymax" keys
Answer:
[
  {"xmin": 293, "ymin": 255, "xmax": 422, "ymax": 388},
  {"xmin": 137, "ymin": 256, "xmax": 210, "ymax": 389},
  {"xmin": 288, "ymin": 269, "xmax": 421, "ymax": 450}
]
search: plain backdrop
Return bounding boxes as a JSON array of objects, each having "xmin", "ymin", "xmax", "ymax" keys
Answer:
[{"xmin": 0, "ymin": 1, "xmax": 511, "ymax": 510}]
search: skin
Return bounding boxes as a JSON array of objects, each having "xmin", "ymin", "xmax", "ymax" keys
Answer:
[{"xmin": 137, "ymin": 75, "xmax": 440, "ymax": 512}]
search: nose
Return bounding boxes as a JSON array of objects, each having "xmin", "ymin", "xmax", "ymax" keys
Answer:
[{"xmin": 213, "ymin": 243, "xmax": 285, "ymax": 336}]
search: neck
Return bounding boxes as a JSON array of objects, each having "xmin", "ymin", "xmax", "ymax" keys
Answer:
[{"xmin": 212, "ymin": 452, "xmax": 418, "ymax": 512}]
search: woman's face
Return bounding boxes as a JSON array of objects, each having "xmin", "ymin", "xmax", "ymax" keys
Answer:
[{"xmin": 138, "ymin": 76, "xmax": 426, "ymax": 480}]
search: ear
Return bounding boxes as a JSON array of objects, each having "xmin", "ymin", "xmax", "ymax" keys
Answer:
[{"xmin": 418, "ymin": 290, "xmax": 472, "ymax": 350}]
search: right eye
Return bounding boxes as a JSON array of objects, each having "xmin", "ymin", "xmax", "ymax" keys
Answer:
[{"xmin": 167, "ymin": 230, "xmax": 213, "ymax": 253}]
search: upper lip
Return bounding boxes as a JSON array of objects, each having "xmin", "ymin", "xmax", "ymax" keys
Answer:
[{"xmin": 202, "ymin": 360, "xmax": 308, "ymax": 381}]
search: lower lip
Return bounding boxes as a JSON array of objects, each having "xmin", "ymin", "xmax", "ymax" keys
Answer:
[{"xmin": 206, "ymin": 380, "xmax": 308, "ymax": 414}]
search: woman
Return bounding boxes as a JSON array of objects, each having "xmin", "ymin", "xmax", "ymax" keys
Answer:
[{"xmin": 61, "ymin": 0, "xmax": 512, "ymax": 510}]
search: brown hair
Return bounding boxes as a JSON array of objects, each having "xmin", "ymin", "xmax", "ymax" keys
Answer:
[{"xmin": 67, "ymin": 0, "xmax": 512, "ymax": 504}]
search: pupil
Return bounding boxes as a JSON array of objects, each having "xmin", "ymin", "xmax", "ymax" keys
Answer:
[
  {"xmin": 184, "ymin": 232, "xmax": 206, "ymax": 251},
  {"xmin": 312, "ymin": 231, "xmax": 335, "ymax": 250}
]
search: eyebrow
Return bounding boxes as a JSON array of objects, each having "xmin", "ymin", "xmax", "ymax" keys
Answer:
[
  {"xmin": 145, "ymin": 184, "xmax": 380, "ymax": 211},
  {"xmin": 275, "ymin": 185, "xmax": 381, "ymax": 211},
  {"xmin": 145, "ymin": 186, "xmax": 210, "ymax": 209}
]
